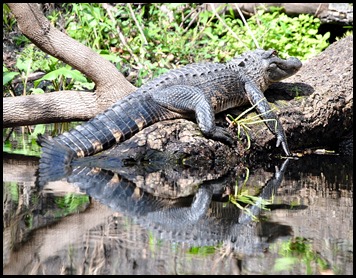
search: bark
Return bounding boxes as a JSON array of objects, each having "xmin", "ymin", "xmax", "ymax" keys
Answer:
[
  {"xmin": 206, "ymin": 3, "xmax": 353, "ymax": 25},
  {"xmin": 4, "ymin": 3, "xmax": 136, "ymax": 127},
  {"xmin": 3, "ymin": 91, "xmax": 97, "ymax": 128}
]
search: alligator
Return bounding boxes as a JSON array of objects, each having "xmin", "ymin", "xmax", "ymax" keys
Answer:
[{"xmin": 38, "ymin": 49, "xmax": 302, "ymax": 185}]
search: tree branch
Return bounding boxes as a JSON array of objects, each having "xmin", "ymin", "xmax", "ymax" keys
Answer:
[
  {"xmin": 4, "ymin": 3, "xmax": 137, "ymax": 128},
  {"xmin": 3, "ymin": 91, "xmax": 97, "ymax": 128}
]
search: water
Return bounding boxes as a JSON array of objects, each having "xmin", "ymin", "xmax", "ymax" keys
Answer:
[{"xmin": 3, "ymin": 146, "xmax": 353, "ymax": 275}]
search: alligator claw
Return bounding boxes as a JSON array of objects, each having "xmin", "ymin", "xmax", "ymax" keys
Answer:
[
  {"xmin": 281, "ymin": 141, "xmax": 292, "ymax": 156},
  {"xmin": 211, "ymin": 126, "xmax": 234, "ymax": 146},
  {"xmin": 276, "ymin": 134, "xmax": 291, "ymax": 156}
]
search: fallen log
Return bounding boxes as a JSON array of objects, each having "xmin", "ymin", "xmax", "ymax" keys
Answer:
[{"xmin": 206, "ymin": 3, "xmax": 353, "ymax": 25}]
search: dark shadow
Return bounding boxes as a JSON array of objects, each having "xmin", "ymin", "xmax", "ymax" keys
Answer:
[{"xmin": 265, "ymin": 82, "xmax": 315, "ymax": 101}]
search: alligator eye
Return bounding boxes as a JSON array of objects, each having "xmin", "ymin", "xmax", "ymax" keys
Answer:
[{"xmin": 272, "ymin": 50, "xmax": 278, "ymax": 56}]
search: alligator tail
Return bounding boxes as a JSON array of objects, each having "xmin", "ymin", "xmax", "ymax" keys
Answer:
[
  {"xmin": 37, "ymin": 134, "xmax": 76, "ymax": 187},
  {"xmin": 37, "ymin": 92, "xmax": 167, "ymax": 186},
  {"xmin": 54, "ymin": 92, "xmax": 164, "ymax": 158}
]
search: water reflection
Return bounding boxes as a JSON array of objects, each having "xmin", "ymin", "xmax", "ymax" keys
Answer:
[
  {"xmin": 65, "ymin": 158, "xmax": 295, "ymax": 255},
  {"xmin": 3, "ymin": 153, "xmax": 353, "ymax": 275}
]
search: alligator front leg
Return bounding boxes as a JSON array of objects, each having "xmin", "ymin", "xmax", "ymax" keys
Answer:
[
  {"xmin": 152, "ymin": 85, "xmax": 234, "ymax": 145},
  {"xmin": 245, "ymin": 82, "xmax": 291, "ymax": 156}
]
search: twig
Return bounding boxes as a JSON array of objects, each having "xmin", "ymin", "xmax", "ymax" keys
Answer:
[
  {"xmin": 209, "ymin": 4, "xmax": 249, "ymax": 51},
  {"xmin": 234, "ymin": 3, "xmax": 260, "ymax": 49},
  {"xmin": 182, "ymin": 6, "xmax": 200, "ymax": 33},
  {"xmin": 190, "ymin": 7, "xmax": 215, "ymax": 44},
  {"xmin": 22, "ymin": 59, "xmax": 32, "ymax": 96},
  {"xmin": 127, "ymin": 3, "xmax": 148, "ymax": 45},
  {"xmin": 102, "ymin": 3, "xmax": 142, "ymax": 66},
  {"xmin": 12, "ymin": 71, "xmax": 45, "ymax": 84}
]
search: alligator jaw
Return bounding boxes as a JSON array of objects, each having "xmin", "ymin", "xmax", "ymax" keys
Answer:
[{"xmin": 268, "ymin": 56, "xmax": 302, "ymax": 82}]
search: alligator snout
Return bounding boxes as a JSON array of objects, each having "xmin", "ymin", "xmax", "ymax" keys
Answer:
[{"xmin": 287, "ymin": 57, "xmax": 302, "ymax": 71}]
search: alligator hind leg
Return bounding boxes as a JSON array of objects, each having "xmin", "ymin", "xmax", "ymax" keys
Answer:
[{"xmin": 151, "ymin": 85, "xmax": 234, "ymax": 145}]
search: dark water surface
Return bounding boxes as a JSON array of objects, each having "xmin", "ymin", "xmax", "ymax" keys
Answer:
[{"xmin": 3, "ymin": 151, "xmax": 353, "ymax": 275}]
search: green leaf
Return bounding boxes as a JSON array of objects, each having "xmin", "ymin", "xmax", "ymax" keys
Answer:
[
  {"xmin": 34, "ymin": 68, "xmax": 87, "ymax": 87},
  {"xmin": 307, "ymin": 29, "xmax": 318, "ymax": 35},
  {"xmin": 3, "ymin": 71, "xmax": 19, "ymax": 86},
  {"xmin": 30, "ymin": 125, "xmax": 47, "ymax": 138},
  {"xmin": 29, "ymin": 88, "xmax": 45, "ymax": 95},
  {"xmin": 16, "ymin": 58, "xmax": 32, "ymax": 72}
]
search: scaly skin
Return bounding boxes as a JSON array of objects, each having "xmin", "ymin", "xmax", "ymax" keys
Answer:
[{"xmin": 38, "ymin": 49, "xmax": 301, "ymax": 185}]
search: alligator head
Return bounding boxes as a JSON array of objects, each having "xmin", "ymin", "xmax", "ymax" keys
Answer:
[
  {"xmin": 261, "ymin": 49, "xmax": 302, "ymax": 82},
  {"xmin": 230, "ymin": 49, "xmax": 302, "ymax": 91}
]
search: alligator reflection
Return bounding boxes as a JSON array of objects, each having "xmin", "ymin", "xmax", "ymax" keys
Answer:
[{"xmin": 63, "ymin": 158, "xmax": 298, "ymax": 255}]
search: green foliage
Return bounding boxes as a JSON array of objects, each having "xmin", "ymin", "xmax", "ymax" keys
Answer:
[
  {"xmin": 228, "ymin": 167, "xmax": 272, "ymax": 221},
  {"xmin": 19, "ymin": 44, "xmax": 59, "ymax": 73},
  {"xmin": 55, "ymin": 193, "xmax": 90, "ymax": 216},
  {"xmin": 3, "ymin": 65, "xmax": 19, "ymax": 87},
  {"xmin": 3, "ymin": 43, "xmax": 94, "ymax": 95},
  {"xmin": 246, "ymin": 7, "xmax": 331, "ymax": 60},
  {"xmin": 44, "ymin": 3, "xmax": 335, "ymax": 86},
  {"xmin": 65, "ymin": 3, "xmax": 118, "ymax": 49},
  {"xmin": 34, "ymin": 66, "xmax": 89, "ymax": 91},
  {"xmin": 3, "ymin": 4, "xmax": 17, "ymax": 32},
  {"xmin": 14, "ymin": 45, "xmax": 54, "ymax": 95},
  {"xmin": 273, "ymin": 237, "xmax": 330, "ymax": 274},
  {"xmin": 227, "ymin": 98, "xmax": 278, "ymax": 151}
]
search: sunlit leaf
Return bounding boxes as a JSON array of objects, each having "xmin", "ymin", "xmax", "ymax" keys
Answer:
[
  {"xmin": 3, "ymin": 71, "xmax": 19, "ymax": 86},
  {"xmin": 34, "ymin": 67, "xmax": 87, "ymax": 87}
]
